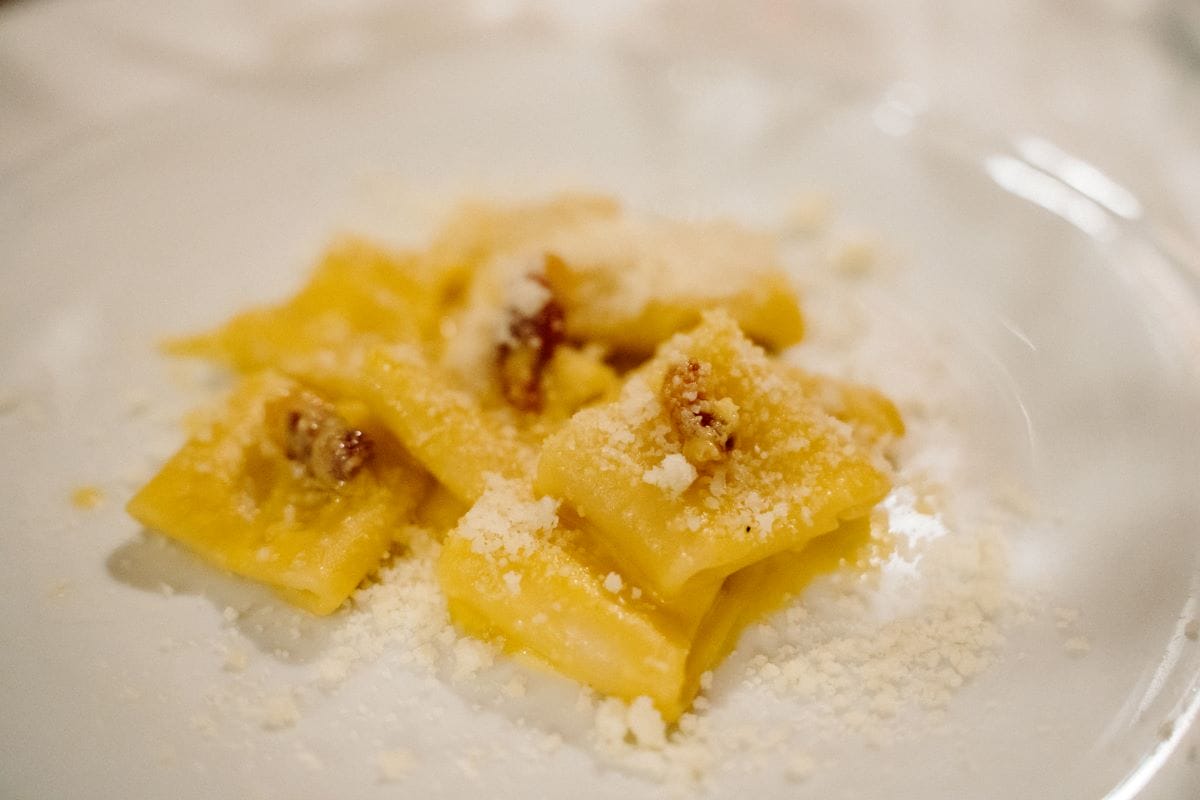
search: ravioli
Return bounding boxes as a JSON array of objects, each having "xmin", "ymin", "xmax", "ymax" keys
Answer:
[
  {"xmin": 127, "ymin": 372, "xmax": 429, "ymax": 614},
  {"xmin": 132, "ymin": 194, "xmax": 902, "ymax": 722}
]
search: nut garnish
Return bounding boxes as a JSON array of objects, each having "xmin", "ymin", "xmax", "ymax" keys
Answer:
[
  {"xmin": 272, "ymin": 391, "xmax": 374, "ymax": 486},
  {"xmin": 662, "ymin": 358, "xmax": 740, "ymax": 465},
  {"xmin": 497, "ymin": 270, "xmax": 566, "ymax": 412}
]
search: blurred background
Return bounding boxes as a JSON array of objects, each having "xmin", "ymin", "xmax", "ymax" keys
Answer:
[{"xmin": 3, "ymin": 0, "xmax": 1199, "ymax": 258}]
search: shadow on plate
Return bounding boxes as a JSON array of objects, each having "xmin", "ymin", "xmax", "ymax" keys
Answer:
[{"xmin": 106, "ymin": 531, "xmax": 343, "ymax": 663}]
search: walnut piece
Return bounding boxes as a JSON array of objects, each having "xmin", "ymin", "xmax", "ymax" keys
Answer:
[
  {"xmin": 272, "ymin": 391, "xmax": 374, "ymax": 486},
  {"xmin": 497, "ymin": 270, "xmax": 566, "ymax": 412},
  {"xmin": 661, "ymin": 358, "xmax": 740, "ymax": 465}
]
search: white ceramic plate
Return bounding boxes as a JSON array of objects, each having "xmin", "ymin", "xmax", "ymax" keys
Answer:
[{"xmin": 3, "ymin": 2, "xmax": 1199, "ymax": 798}]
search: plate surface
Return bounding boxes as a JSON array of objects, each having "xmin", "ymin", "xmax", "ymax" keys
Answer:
[{"xmin": 2, "ymin": 2, "xmax": 1199, "ymax": 798}]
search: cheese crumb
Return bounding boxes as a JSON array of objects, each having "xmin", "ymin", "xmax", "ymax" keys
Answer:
[
  {"xmin": 260, "ymin": 693, "xmax": 301, "ymax": 730},
  {"xmin": 642, "ymin": 453, "xmax": 698, "ymax": 497},
  {"xmin": 593, "ymin": 696, "xmax": 668, "ymax": 750},
  {"xmin": 502, "ymin": 571, "xmax": 522, "ymax": 594},
  {"xmin": 594, "ymin": 697, "xmax": 629, "ymax": 746},
  {"xmin": 603, "ymin": 572, "xmax": 623, "ymax": 593},
  {"xmin": 452, "ymin": 638, "xmax": 496, "ymax": 682},
  {"xmin": 833, "ymin": 234, "xmax": 878, "ymax": 276},
  {"xmin": 223, "ymin": 647, "xmax": 248, "ymax": 672},
  {"xmin": 376, "ymin": 747, "xmax": 414, "ymax": 783},
  {"xmin": 783, "ymin": 192, "xmax": 832, "ymax": 236},
  {"xmin": 70, "ymin": 485, "xmax": 104, "ymax": 510},
  {"xmin": 627, "ymin": 696, "xmax": 668, "ymax": 749}
]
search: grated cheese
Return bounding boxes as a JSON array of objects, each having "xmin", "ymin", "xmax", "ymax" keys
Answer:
[
  {"xmin": 455, "ymin": 475, "xmax": 559, "ymax": 558},
  {"xmin": 642, "ymin": 453, "xmax": 698, "ymax": 497},
  {"xmin": 375, "ymin": 747, "xmax": 415, "ymax": 783}
]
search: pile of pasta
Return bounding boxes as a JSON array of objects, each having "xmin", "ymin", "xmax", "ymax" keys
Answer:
[{"xmin": 127, "ymin": 195, "xmax": 902, "ymax": 721}]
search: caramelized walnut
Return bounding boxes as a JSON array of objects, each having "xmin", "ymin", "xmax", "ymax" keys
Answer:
[
  {"xmin": 497, "ymin": 271, "xmax": 566, "ymax": 412},
  {"xmin": 661, "ymin": 358, "xmax": 740, "ymax": 465},
  {"xmin": 272, "ymin": 391, "xmax": 374, "ymax": 486}
]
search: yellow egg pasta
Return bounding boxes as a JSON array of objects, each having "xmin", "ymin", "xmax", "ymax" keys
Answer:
[{"xmin": 130, "ymin": 194, "xmax": 901, "ymax": 719}]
